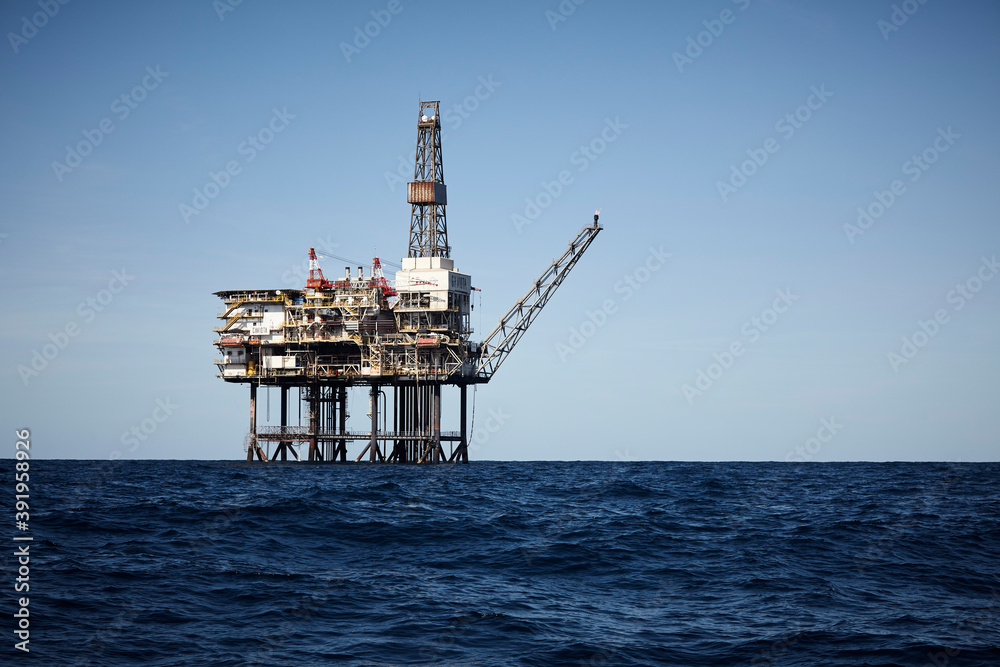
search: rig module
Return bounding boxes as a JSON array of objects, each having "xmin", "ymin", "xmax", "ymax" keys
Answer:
[{"xmin": 214, "ymin": 100, "xmax": 602, "ymax": 463}]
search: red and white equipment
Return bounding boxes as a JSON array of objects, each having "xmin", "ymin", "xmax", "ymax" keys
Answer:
[
  {"xmin": 305, "ymin": 248, "xmax": 332, "ymax": 290},
  {"xmin": 370, "ymin": 257, "xmax": 397, "ymax": 297}
]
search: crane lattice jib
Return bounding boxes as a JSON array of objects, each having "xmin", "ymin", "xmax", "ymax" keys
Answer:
[{"xmin": 476, "ymin": 217, "xmax": 603, "ymax": 380}]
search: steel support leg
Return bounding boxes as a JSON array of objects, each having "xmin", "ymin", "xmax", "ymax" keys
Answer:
[
  {"xmin": 338, "ymin": 386, "xmax": 347, "ymax": 462},
  {"xmin": 308, "ymin": 388, "xmax": 319, "ymax": 461},
  {"xmin": 278, "ymin": 386, "xmax": 288, "ymax": 461},
  {"xmin": 460, "ymin": 384, "xmax": 468, "ymax": 463},
  {"xmin": 369, "ymin": 384, "xmax": 379, "ymax": 463},
  {"xmin": 248, "ymin": 384, "xmax": 257, "ymax": 462},
  {"xmin": 433, "ymin": 383, "xmax": 442, "ymax": 463}
]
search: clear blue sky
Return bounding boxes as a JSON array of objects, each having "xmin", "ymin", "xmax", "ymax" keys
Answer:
[{"xmin": 2, "ymin": 0, "xmax": 998, "ymax": 461}]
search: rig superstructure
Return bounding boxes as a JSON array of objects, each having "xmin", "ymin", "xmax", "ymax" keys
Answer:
[{"xmin": 214, "ymin": 100, "xmax": 602, "ymax": 463}]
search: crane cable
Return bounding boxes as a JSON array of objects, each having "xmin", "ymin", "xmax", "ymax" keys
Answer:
[{"xmin": 315, "ymin": 251, "xmax": 401, "ymax": 270}]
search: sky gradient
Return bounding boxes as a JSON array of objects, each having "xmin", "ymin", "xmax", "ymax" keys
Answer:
[{"xmin": 2, "ymin": 0, "xmax": 998, "ymax": 461}]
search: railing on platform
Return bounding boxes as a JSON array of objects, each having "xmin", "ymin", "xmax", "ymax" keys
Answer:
[{"xmin": 254, "ymin": 426, "xmax": 461, "ymax": 441}]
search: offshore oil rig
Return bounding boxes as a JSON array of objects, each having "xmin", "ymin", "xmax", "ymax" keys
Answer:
[{"xmin": 213, "ymin": 100, "xmax": 602, "ymax": 463}]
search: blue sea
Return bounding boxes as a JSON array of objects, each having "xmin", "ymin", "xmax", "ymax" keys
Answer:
[{"xmin": 6, "ymin": 461, "xmax": 1000, "ymax": 665}]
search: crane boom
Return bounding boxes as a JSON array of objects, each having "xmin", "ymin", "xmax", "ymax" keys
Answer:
[{"xmin": 475, "ymin": 214, "xmax": 603, "ymax": 380}]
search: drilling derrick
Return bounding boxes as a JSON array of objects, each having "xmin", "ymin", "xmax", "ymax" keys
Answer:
[
  {"xmin": 213, "ymin": 99, "xmax": 603, "ymax": 464},
  {"xmin": 408, "ymin": 101, "xmax": 449, "ymax": 258}
]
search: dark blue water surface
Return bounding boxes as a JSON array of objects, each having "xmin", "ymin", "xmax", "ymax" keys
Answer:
[{"xmin": 5, "ymin": 461, "xmax": 1000, "ymax": 666}]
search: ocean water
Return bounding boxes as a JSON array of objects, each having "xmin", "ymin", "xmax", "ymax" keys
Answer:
[{"xmin": 7, "ymin": 460, "xmax": 1000, "ymax": 666}]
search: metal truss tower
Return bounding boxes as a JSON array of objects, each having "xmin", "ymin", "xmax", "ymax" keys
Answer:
[{"xmin": 407, "ymin": 100, "xmax": 449, "ymax": 258}]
